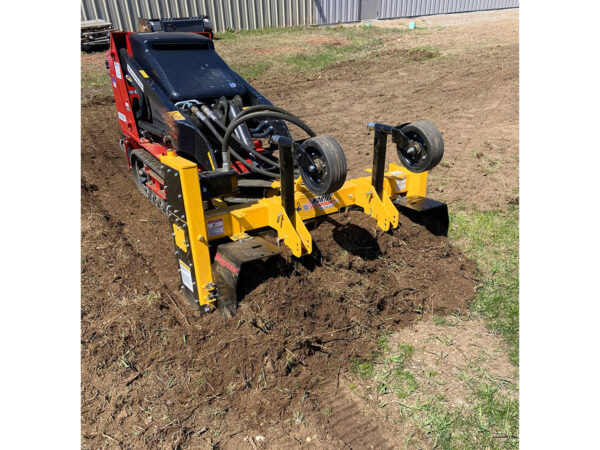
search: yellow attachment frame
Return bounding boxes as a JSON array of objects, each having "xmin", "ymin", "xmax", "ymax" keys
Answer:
[
  {"xmin": 161, "ymin": 149, "xmax": 427, "ymax": 310},
  {"xmin": 161, "ymin": 151, "xmax": 216, "ymax": 308},
  {"xmin": 159, "ymin": 117, "xmax": 439, "ymax": 314}
]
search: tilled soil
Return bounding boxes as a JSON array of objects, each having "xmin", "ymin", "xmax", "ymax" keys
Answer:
[
  {"xmin": 81, "ymin": 99, "xmax": 475, "ymax": 448},
  {"xmin": 81, "ymin": 10, "xmax": 517, "ymax": 448}
]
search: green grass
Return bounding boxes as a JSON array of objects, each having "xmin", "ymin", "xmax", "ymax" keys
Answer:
[
  {"xmin": 214, "ymin": 25, "xmax": 310, "ymax": 40},
  {"xmin": 350, "ymin": 358, "xmax": 375, "ymax": 379},
  {"xmin": 81, "ymin": 68, "xmax": 110, "ymax": 88},
  {"xmin": 449, "ymin": 206, "xmax": 519, "ymax": 364},
  {"xmin": 412, "ymin": 380, "xmax": 519, "ymax": 449},
  {"xmin": 217, "ymin": 24, "xmax": 412, "ymax": 80},
  {"xmin": 229, "ymin": 62, "xmax": 269, "ymax": 81},
  {"xmin": 351, "ymin": 334, "xmax": 518, "ymax": 448}
]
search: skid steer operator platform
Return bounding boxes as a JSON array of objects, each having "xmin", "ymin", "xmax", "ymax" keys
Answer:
[{"xmin": 106, "ymin": 30, "xmax": 448, "ymax": 317}]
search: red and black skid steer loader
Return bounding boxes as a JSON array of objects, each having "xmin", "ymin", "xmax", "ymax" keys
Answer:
[{"xmin": 106, "ymin": 29, "xmax": 447, "ymax": 317}]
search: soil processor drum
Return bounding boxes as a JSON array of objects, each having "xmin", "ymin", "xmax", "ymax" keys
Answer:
[{"xmin": 106, "ymin": 30, "xmax": 448, "ymax": 318}]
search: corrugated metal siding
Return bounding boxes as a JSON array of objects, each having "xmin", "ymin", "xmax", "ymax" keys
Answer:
[
  {"xmin": 314, "ymin": 0, "xmax": 360, "ymax": 25},
  {"xmin": 80, "ymin": 0, "xmax": 315, "ymax": 32},
  {"xmin": 378, "ymin": 0, "xmax": 519, "ymax": 19},
  {"xmin": 81, "ymin": 0, "xmax": 519, "ymax": 32}
]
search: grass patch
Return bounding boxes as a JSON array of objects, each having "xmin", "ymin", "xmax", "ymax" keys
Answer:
[
  {"xmin": 432, "ymin": 315, "xmax": 454, "ymax": 326},
  {"xmin": 230, "ymin": 62, "xmax": 269, "ymax": 81},
  {"xmin": 216, "ymin": 24, "xmax": 412, "ymax": 77},
  {"xmin": 350, "ymin": 358, "xmax": 375, "ymax": 379},
  {"xmin": 284, "ymin": 40, "xmax": 365, "ymax": 71},
  {"xmin": 404, "ymin": 46, "xmax": 441, "ymax": 61},
  {"xmin": 449, "ymin": 207, "xmax": 519, "ymax": 364},
  {"xmin": 392, "ymin": 368, "xmax": 418, "ymax": 398},
  {"xmin": 412, "ymin": 380, "xmax": 519, "ymax": 449},
  {"xmin": 214, "ymin": 25, "xmax": 309, "ymax": 40},
  {"xmin": 81, "ymin": 66, "xmax": 109, "ymax": 88}
]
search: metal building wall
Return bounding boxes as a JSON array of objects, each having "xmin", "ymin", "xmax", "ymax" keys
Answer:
[
  {"xmin": 81, "ymin": 0, "xmax": 519, "ymax": 32},
  {"xmin": 80, "ymin": 0, "xmax": 316, "ymax": 32},
  {"xmin": 378, "ymin": 0, "xmax": 519, "ymax": 19},
  {"xmin": 314, "ymin": 0, "xmax": 360, "ymax": 25}
]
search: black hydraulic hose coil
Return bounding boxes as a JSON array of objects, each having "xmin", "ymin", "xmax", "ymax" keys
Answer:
[{"xmin": 221, "ymin": 109, "xmax": 316, "ymax": 165}]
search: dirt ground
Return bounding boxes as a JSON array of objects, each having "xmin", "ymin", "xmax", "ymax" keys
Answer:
[{"xmin": 81, "ymin": 9, "xmax": 518, "ymax": 449}]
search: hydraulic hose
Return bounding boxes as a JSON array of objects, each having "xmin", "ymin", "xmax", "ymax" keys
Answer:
[
  {"xmin": 189, "ymin": 102, "xmax": 279, "ymax": 169},
  {"xmin": 190, "ymin": 106, "xmax": 232, "ymax": 170},
  {"xmin": 222, "ymin": 110, "xmax": 316, "ymax": 165},
  {"xmin": 229, "ymin": 105, "xmax": 316, "ymax": 134},
  {"xmin": 190, "ymin": 106, "xmax": 280, "ymax": 179}
]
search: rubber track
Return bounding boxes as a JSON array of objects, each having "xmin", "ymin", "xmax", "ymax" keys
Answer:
[{"xmin": 130, "ymin": 149, "xmax": 168, "ymax": 216}]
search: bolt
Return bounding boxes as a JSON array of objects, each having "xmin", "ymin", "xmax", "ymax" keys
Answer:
[
  {"xmin": 201, "ymin": 187, "xmax": 207, "ymax": 192},
  {"xmin": 349, "ymin": 193, "xmax": 353, "ymax": 199},
  {"xmin": 308, "ymin": 165, "xmax": 316, "ymax": 173},
  {"xmin": 167, "ymin": 169, "xmax": 172, "ymax": 173},
  {"xmin": 199, "ymin": 236, "xmax": 205, "ymax": 242},
  {"xmin": 175, "ymin": 173, "xmax": 179, "ymax": 177},
  {"xmin": 178, "ymin": 194, "xmax": 182, "ymax": 199},
  {"xmin": 407, "ymin": 147, "xmax": 415, "ymax": 155},
  {"xmin": 174, "ymin": 210, "xmax": 179, "ymax": 214}
]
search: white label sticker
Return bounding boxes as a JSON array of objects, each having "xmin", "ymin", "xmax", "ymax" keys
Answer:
[
  {"xmin": 207, "ymin": 218, "xmax": 225, "ymax": 237},
  {"xmin": 395, "ymin": 177, "xmax": 407, "ymax": 191},
  {"xmin": 179, "ymin": 260, "xmax": 194, "ymax": 292},
  {"xmin": 114, "ymin": 61, "xmax": 122, "ymax": 79},
  {"xmin": 301, "ymin": 194, "xmax": 337, "ymax": 211},
  {"xmin": 128, "ymin": 66, "xmax": 144, "ymax": 92},
  {"xmin": 117, "ymin": 111, "xmax": 127, "ymax": 122}
]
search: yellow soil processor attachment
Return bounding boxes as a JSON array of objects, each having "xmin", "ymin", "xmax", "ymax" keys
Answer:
[{"xmin": 107, "ymin": 30, "xmax": 448, "ymax": 317}]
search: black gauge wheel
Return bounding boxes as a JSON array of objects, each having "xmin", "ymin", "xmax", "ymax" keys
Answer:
[
  {"xmin": 299, "ymin": 135, "xmax": 347, "ymax": 196},
  {"xmin": 397, "ymin": 120, "xmax": 444, "ymax": 173}
]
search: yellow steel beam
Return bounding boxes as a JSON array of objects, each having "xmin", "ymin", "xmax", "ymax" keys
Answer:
[
  {"xmin": 203, "ymin": 165, "xmax": 428, "ymax": 240},
  {"xmin": 160, "ymin": 153, "xmax": 429, "ymax": 302},
  {"xmin": 160, "ymin": 152, "xmax": 215, "ymax": 307}
]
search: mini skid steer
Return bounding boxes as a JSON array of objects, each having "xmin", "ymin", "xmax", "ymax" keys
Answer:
[{"xmin": 106, "ymin": 30, "xmax": 448, "ymax": 317}]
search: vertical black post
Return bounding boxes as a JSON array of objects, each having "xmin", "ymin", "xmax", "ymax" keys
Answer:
[
  {"xmin": 277, "ymin": 136, "xmax": 296, "ymax": 226},
  {"xmin": 372, "ymin": 129, "xmax": 387, "ymax": 197}
]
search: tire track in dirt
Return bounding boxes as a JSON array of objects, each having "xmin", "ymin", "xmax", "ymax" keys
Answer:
[{"xmin": 324, "ymin": 389, "xmax": 394, "ymax": 449}]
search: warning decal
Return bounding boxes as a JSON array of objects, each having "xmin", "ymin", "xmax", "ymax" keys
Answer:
[
  {"xmin": 207, "ymin": 218, "xmax": 225, "ymax": 237},
  {"xmin": 179, "ymin": 260, "xmax": 193, "ymax": 292},
  {"xmin": 168, "ymin": 110, "xmax": 186, "ymax": 121}
]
